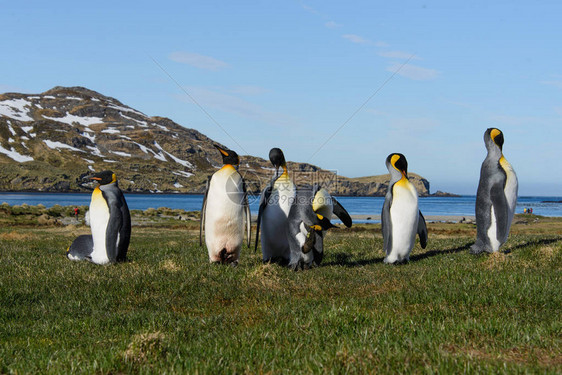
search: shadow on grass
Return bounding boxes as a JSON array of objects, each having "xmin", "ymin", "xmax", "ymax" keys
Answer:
[
  {"xmin": 409, "ymin": 241, "xmax": 473, "ymax": 262},
  {"xmin": 503, "ymin": 236, "xmax": 562, "ymax": 254},
  {"xmin": 324, "ymin": 237, "xmax": 562, "ymax": 268},
  {"xmin": 324, "ymin": 241, "xmax": 474, "ymax": 267},
  {"xmin": 323, "ymin": 252, "xmax": 385, "ymax": 267}
]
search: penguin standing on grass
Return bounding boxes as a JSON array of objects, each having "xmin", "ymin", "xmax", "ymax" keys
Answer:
[
  {"xmin": 67, "ymin": 170, "xmax": 131, "ymax": 264},
  {"xmin": 255, "ymin": 148, "xmax": 296, "ymax": 264},
  {"xmin": 200, "ymin": 145, "xmax": 251, "ymax": 265},
  {"xmin": 381, "ymin": 153, "xmax": 427, "ymax": 264},
  {"xmin": 286, "ymin": 185, "xmax": 352, "ymax": 270},
  {"xmin": 471, "ymin": 128, "xmax": 518, "ymax": 254}
]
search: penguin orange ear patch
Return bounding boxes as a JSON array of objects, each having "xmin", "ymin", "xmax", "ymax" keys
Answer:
[
  {"xmin": 218, "ymin": 148, "xmax": 229, "ymax": 156},
  {"xmin": 391, "ymin": 154, "xmax": 401, "ymax": 169},
  {"xmin": 490, "ymin": 128, "xmax": 501, "ymax": 141}
]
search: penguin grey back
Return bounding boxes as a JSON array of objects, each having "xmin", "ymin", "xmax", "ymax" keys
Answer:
[{"xmin": 99, "ymin": 181, "xmax": 131, "ymax": 262}]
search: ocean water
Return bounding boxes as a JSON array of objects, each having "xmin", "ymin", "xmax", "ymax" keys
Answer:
[{"xmin": 1, "ymin": 192, "xmax": 561, "ymax": 217}]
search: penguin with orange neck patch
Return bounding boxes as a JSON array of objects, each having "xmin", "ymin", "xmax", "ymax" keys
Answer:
[
  {"xmin": 67, "ymin": 170, "xmax": 131, "ymax": 264},
  {"xmin": 471, "ymin": 128, "xmax": 518, "ymax": 254},
  {"xmin": 381, "ymin": 153, "xmax": 427, "ymax": 264},
  {"xmin": 200, "ymin": 145, "xmax": 251, "ymax": 265},
  {"xmin": 286, "ymin": 184, "xmax": 352, "ymax": 270},
  {"xmin": 255, "ymin": 148, "xmax": 296, "ymax": 264}
]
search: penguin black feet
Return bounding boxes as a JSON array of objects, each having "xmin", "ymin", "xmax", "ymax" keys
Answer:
[
  {"xmin": 469, "ymin": 244, "xmax": 484, "ymax": 255},
  {"xmin": 214, "ymin": 248, "xmax": 239, "ymax": 265},
  {"xmin": 263, "ymin": 257, "xmax": 289, "ymax": 267},
  {"xmin": 383, "ymin": 255, "xmax": 409, "ymax": 265},
  {"xmin": 288, "ymin": 259, "xmax": 317, "ymax": 271},
  {"xmin": 469, "ymin": 242, "xmax": 494, "ymax": 255}
]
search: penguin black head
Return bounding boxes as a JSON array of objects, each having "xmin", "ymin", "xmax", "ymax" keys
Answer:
[
  {"xmin": 315, "ymin": 214, "xmax": 337, "ymax": 231},
  {"xmin": 214, "ymin": 144, "xmax": 240, "ymax": 166},
  {"xmin": 90, "ymin": 170, "xmax": 116, "ymax": 185},
  {"xmin": 386, "ymin": 153, "xmax": 408, "ymax": 177},
  {"xmin": 269, "ymin": 148, "xmax": 286, "ymax": 169},
  {"xmin": 486, "ymin": 128, "xmax": 504, "ymax": 151}
]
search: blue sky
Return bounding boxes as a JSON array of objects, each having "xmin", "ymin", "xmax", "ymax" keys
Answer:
[{"xmin": 2, "ymin": 1, "xmax": 561, "ymax": 195}]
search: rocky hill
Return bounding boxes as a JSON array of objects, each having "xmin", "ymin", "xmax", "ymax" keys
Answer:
[{"xmin": 0, "ymin": 86, "xmax": 431, "ymax": 196}]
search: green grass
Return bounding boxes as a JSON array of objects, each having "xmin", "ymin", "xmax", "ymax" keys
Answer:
[{"xmin": 0, "ymin": 217, "xmax": 561, "ymax": 374}]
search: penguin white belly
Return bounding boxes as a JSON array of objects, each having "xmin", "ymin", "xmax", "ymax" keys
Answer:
[
  {"xmin": 204, "ymin": 168, "xmax": 245, "ymax": 262},
  {"xmin": 90, "ymin": 188, "xmax": 111, "ymax": 265},
  {"xmin": 295, "ymin": 222, "xmax": 307, "ymax": 248},
  {"xmin": 387, "ymin": 183, "xmax": 418, "ymax": 263},
  {"xmin": 501, "ymin": 157, "xmax": 518, "ymax": 243},
  {"xmin": 487, "ymin": 205, "xmax": 501, "ymax": 251},
  {"xmin": 261, "ymin": 178, "xmax": 295, "ymax": 260}
]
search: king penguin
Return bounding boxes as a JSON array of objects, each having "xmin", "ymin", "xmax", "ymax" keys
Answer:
[
  {"xmin": 381, "ymin": 153, "xmax": 428, "ymax": 264},
  {"xmin": 200, "ymin": 145, "xmax": 251, "ymax": 265},
  {"xmin": 286, "ymin": 185, "xmax": 352, "ymax": 270},
  {"xmin": 67, "ymin": 170, "xmax": 131, "ymax": 264},
  {"xmin": 255, "ymin": 148, "xmax": 296, "ymax": 264},
  {"xmin": 471, "ymin": 128, "xmax": 518, "ymax": 254}
]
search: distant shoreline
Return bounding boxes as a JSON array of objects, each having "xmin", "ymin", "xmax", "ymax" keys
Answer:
[
  {"xmin": 2, "ymin": 191, "xmax": 562, "ymax": 199},
  {"xmin": 0, "ymin": 190, "xmax": 464, "ymax": 197}
]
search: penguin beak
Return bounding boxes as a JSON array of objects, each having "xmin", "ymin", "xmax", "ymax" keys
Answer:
[
  {"xmin": 82, "ymin": 174, "xmax": 100, "ymax": 181},
  {"xmin": 214, "ymin": 144, "xmax": 229, "ymax": 157}
]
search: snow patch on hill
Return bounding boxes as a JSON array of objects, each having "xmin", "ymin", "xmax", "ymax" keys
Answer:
[
  {"xmin": 43, "ymin": 113, "xmax": 103, "ymax": 127},
  {"xmin": 43, "ymin": 140, "xmax": 84, "ymax": 152},
  {"xmin": 110, "ymin": 150, "xmax": 131, "ymax": 157},
  {"xmin": 173, "ymin": 170, "xmax": 194, "ymax": 178},
  {"xmin": 0, "ymin": 144, "xmax": 34, "ymax": 162},
  {"xmin": 0, "ymin": 99, "xmax": 34, "ymax": 122}
]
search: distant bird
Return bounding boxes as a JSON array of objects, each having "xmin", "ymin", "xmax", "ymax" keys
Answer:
[
  {"xmin": 287, "ymin": 185, "xmax": 352, "ymax": 270},
  {"xmin": 200, "ymin": 145, "xmax": 251, "ymax": 265},
  {"xmin": 255, "ymin": 148, "xmax": 296, "ymax": 264},
  {"xmin": 471, "ymin": 128, "xmax": 518, "ymax": 254},
  {"xmin": 67, "ymin": 170, "xmax": 131, "ymax": 264},
  {"xmin": 381, "ymin": 153, "xmax": 427, "ymax": 264}
]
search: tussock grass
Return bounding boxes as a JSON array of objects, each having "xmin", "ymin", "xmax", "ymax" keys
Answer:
[{"xmin": 0, "ymin": 216, "xmax": 561, "ymax": 373}]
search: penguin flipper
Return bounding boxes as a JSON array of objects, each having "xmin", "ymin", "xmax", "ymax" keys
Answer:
[
  {"xmin": 116, "ymin": 192, "xmax": 131, "ymax": 262},
  {"xmin": 332, "ymin": 197, "xmax": 352, "ymax": 228},
  {"xmin": 287, "ymin": 218, "xmax": 305, "ymax": 270},
  {"xmin": 67, "ymin": 235, "xmax": 94, "ymax": 261},
  {"xmin": 243, "ymin": 179, "xmax": 251, "ymax": 248},
  {"xmin": 102, "ymin": 189, "xmax": 123, "ymax": 263},
  {"xmin": 255, "ymin": 178, "xmax": 277, "ymax": 252},
  {"xmin": 200, "ymin": 177, "xmax": 210, "ymax": 247},
  {"xmin": 381, "ymin": 192, "xmax": 393, "ymax": 255},
  {"xmin": 312, "ymin": 230, "xmax": 324, "ymax": 266},
  {"xmin": 417, "ymin": 210, "xmax": 428, "ymax": 249}
]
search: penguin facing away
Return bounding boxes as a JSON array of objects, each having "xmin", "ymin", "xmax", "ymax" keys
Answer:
[
  {"xmin": 471, "ymin": 128, "xmax": 518, "ymax": 254},
  {"xmin": 200, "ymin": 145, "xmax": 251, "ymax": 265},
  {"xmin": 286, "ymin": 185, "xmax": 352, "ymax": 270},
  {"xmin": 67, "ymin": 170, "xmax": 131, "ymax": 264},
  {"xmin": 381, "ymin": 153, "xmax": 428, "ymax": 264},
  {"xmin": 255, "ymin": 148, "xmax": 296, "ymax": 264}
]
